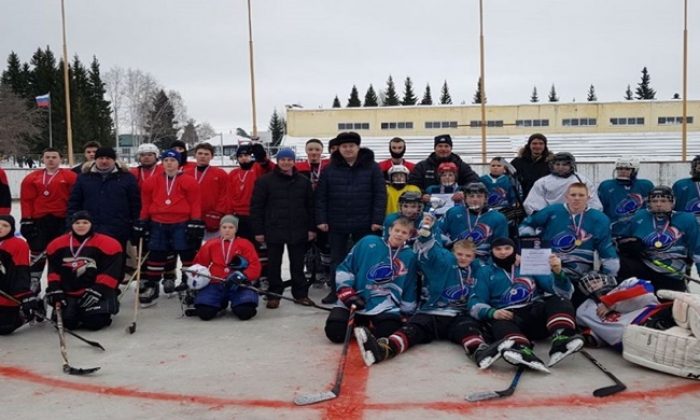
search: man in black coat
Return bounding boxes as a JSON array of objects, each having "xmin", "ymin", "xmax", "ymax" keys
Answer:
[
  {"xmin": 510, "ymin": 133, "xmax": 553, "ymax": 199},
  {"xmin": 315, "ymin": 132, "xmax": 387, "ymax": 303},
  {"xmin": 250, "ymin": 148, "xmax": 316, "ymax": 308},
  {"xmin": 408, "ymin": 134, "xmax": 479, "ymax": 192}
]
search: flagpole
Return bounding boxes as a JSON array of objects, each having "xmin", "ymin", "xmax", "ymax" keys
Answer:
[
  {"xmin": 48, "ymin": 94, "xmax": 53, "ymax": 148},
  {"xmin": 479, "ymin": 0, "xmax": 487, "ymax": 164},
  {"xmin": 681, "ymin": 0, "xmax": 688, "ymax": 161},
  {"xmin": 246, "ymin": 0, "xmax": 258, "ymax": 139},
  {"xmin": 60, "ymin": 0, "xmax": 74, "ymax": 166}
]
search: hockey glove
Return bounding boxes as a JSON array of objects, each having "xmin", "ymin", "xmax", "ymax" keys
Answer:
[
  {"xmin": 20, "ymin": 219, "xmax": 39, "ymax": 241},
  {"xmin": 616, "ymin": 236, "xmax": 644, "ymax": 257},
  {"xmin": 203, "ymin": 211, "xmax": 223, "ymax": 232},
  {"xmin": 337, "ymin": 287, "xmax": 365, "ymax": 310},
  {"xmin": 132, "ymin": 219, "xmax": 150, "ymax": 244},
  {"xmin": 20, "ymin": 296, "xmax": 44, "ymax": 321},
  {"xmin": 79, "ymin": 288, "xmax": 103, "ymax": 309},
  {"xmin": 225, "ymin": 271, "xmax": 249, "ymax": 288},
  {"xmin": 45, "ymin": 288, "xmax": 66, "ymax": 307},
  {"xmin": 229, "ymin": 255, "xmax": 249, "ymax": 271},
  {"xmin": 186, "ymin": 220, "xmax": 206, "ymax": 248},
  {"xmin": 251, "ymin": 143, "xmax": 267, "ymax": 162}
]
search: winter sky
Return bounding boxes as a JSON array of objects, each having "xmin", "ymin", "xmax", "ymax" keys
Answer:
[{"xmin": 1, "ymin": 0, "xmax": 698, "ymax": 135}]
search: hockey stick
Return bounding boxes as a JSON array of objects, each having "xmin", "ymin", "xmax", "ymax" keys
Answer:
[
  {"xmin": 294, "ymin": 304, "xmax": 357, "ymax": 405},
  {"xmin": 466, "ymin": 366, "xmax": 525, "ymax": 402},
  {"xmin": 119, "ymin": 251, "xmax": 150, "ymax": 301},
  {"xmin": 126, "ymin": 238, "xmax": 143, "ymax": 334},
  {"xmin": 30, "ymin": 250, "xmax": 47, "ymax": 268},
  {"xmin": 54, "ymin": 303, "xmax": 100, "ymax": 375},
  {"xmin": 0, "ymin": 289, "xmax": 105, "ymax": 351},
  {"xmin": 580, "ymin": 350, "xmax": 626, "ymax": 397},
  {"xmin": 181, "ymin": 269, "xmax": 331, "ymax": 312},
  {"xmin": 650, "ymin": 259, "xmax": 700, "ymax": 286}
]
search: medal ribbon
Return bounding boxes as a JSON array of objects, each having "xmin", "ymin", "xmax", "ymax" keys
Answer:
[
  {"xmin": 569, "ymin": 208, "xmax": 585, "ymax": 242},
  {"xmin": 42, "ymin": 169, "xmax": 58, "ymax": 192},
  {"xmin": 69, "ymin": 233, "xmax": 89, "ymax": 261},
  {"xmin": 165, "ymin": 174, "xmax": 177, "ymax": 200},
  {"xmin": 195, "ymin": 166, "xmax": 210, "ymax": 184},
  {"xmin": 652, "ymin": 216, "xmax": 670, "ymax": 243},
  {"xmin": 221, "ymin": 238, "xmax": 234, "ymax": 267}
]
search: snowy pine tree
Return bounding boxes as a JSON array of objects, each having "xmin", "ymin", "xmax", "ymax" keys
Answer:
[
  {"xmin": 401, "ymin": 77, "xmax": 417, "ymax": 105},
  {"xmin": 363, "ymin": 84, "xmax": 378, "ymax": 107},
  {"xmin": 383, "ymin": 75, "xmax": 400, "ymax": 106},
  {"xmin": 420, "ymin": 83, "xmax": 433, "ymax": 105},
  {"xmin": 439, "ymin": 80, "xmax": 452, "ymax": 105},
  {"xmin": 530, "ymin": 86, "xmax": 539, "ymax": 103},
  {"xmin": 635, "ymin": 67, "xmax": 656, "ymax": 100},
  {"xmin": 347, "ymin": 85, "xmax": 361, "ymax": 107}
]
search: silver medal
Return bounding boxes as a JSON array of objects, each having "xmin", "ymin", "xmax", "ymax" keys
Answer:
[
  {"xmin": 43, "ymin": 190, "xmax": 50, "ymax": 197},
  {"xmin": 165, "ymin": 199, "xmax": 172, "ymax": 205}
]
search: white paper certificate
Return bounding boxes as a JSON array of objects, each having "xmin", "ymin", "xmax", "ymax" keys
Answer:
[{"xmin": 519, "ymin": 247, "xmax": 552, "ymax": 275}]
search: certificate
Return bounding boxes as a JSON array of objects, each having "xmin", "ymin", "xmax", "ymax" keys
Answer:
[{"xmin": 519, "ymin": 247, "xmax": 552, "ymax": 275}]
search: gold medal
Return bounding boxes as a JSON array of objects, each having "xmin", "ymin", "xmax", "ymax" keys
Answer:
[
  {"xmin": 654, "ymin": 241, "xmax": 663, "ymax": 248},
  {"xmin": 224, "ymin": 267, "xmax": 230, "ymax": 273},
  {"xmin": 575, "ymin": 239, "xmax": 582, "ymax": 247}
]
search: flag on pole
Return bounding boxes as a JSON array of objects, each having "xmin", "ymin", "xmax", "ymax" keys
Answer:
[{"xmin": 35, "ymin": 93, "xmax": 50, "ymax": 108}]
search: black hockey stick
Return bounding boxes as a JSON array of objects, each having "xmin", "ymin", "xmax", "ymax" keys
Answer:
[
  {"xmin": 0, "ymin": 289, "xmax": 105, "ymax": 351},
  {"xmin": 580, "ymin": 350, "xmax": 626, "ymax": 397},
  {"xmin": 182, "ymin": 269, "xmax": 331, "ymax": 312},
  {"xmin": 294, "ymin": 304, "xmax": 357, "ymax": 405},
  {"xmin": 650, "ymin": 259, "xmax": 700, "ymax": 286},
  {"xmin": 126, "ymin": 238, "xmax": 144, "ymax": 334},
  {"xmin": 54, "ymin": 303, "xmax": 100, "ymax": 375},
  {"xmin": 466, "ymin": 366, "xmax": 525, "ymax": 402}
]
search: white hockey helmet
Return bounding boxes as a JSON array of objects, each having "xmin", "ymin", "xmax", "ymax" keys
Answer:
[
  {"xmin": 185, "ymin": 264, "xmax": 211, "ymax": 290},
  {"xmin": 388, "ymin": 165, "xmax": 410, "ymax": 185},
  {"xmin": 136, "ymin": 143, "xmax": 159, "ymax": 156},
  {"xmin": 614, "ymin": 157, "xmax": 640, "ymax": 181}
]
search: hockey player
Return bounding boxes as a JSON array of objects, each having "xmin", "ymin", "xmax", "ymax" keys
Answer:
[
  {"xmin": 170, "ymin": 140, "xmax": 196, "ymax": 173},
  {"xmin": 184, "ymin": 143, "xmax": 228, "ymax": 240},
  {"xmin": 184, "ymin": 215, "xmax": 262, "ymax": 320},
  {"xmin": 672, "ymin": 155, "xmax": 700, "ymax": 224},
  {"xmin": 44, "ymin": 211, "xmax": 122, "ymax": 331},
  {"xmin": 130, "ymin": 143, "xmax": 163, "ymax": 189},
  {"xmin": 377, "ymin": 137, "xmax": 415, "ymax": 179},
  {"xmin": 470, "ymin": 237, "xmax": 584, "ymax": 372},
  {"xmin": 437, "ymin": 182, "xmax": 508, "ymax": 261},
  {"xmin": 0, "ymin": 167, "xmax": 10, "ymax": 215},
  {"xmin": 382, "ymin": 191, "xmax": 423, "ymax": 240},
  {"xmin": 324, "ymin": 217, "xmax": 417, "ymax": 343},
  {"xmin": 480, "ymin": 157, "xmax": 520, "ymax": 212},
  {"xmin": 134, "ymin": 149, "xmax": 204, "ymax": 305},
  {"xmin": 519, "ymin": 182, "xmax": 619, "ymax": 306},
  {"xmin": 20, "ymin": 148, "xmax": 78, "ymax": 294},
  {"xmin": 423, "ymin": 162, "xmax": 463, "ymax": 218},
  {"xmin": 523, "ymin": 152, "xmax": 602, "ymax": 215},
  {"xmin": 71, "ymin": 141, "xmax": 100, "ymax": 174},
  {"xmin": 295, "ymin": 138, "xmax": 329, "ymax": 190},
  {"xmin": 598, "ymin": 158, "xmax": 654, "ymax": 237},
  {"xmin": 617, "ymin": 185, "xmax": 700, "ymax": 293},
  {"xmin": 355, "ymin": 221, "xmax": 513, "ymax": 369},
  {"xmin": 385, "ymin": 165, "xmax": 421, "ymax": 214},
  {"xmin": 0, "ymin": 215, "xmax": 43, "ymax": 334}
]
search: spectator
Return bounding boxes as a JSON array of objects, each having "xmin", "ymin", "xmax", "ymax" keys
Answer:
[
  {"xmin": 510, "ymin": 133, "xmax": 553, "ymax": 199},
  {"xmin": 71, "ymin": 141, "xmax": 100, "ymax": 174},
  {"xmin": 408, "ymin": 134, "xmax": 478, "ymax": 191}
]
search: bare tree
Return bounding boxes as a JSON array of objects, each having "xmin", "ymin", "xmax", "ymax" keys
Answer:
[
  {"xmin": 166, "ymin": 89, "xmax": 189, "ymax": 137},
  {"xmin": 104, "ymin": 66, "xmax": 125, "ymax": 148},
  {"xmin": 0, "ymin": 86, "xmax": 39, "ymax": 158},
  {"xmin": 196, "ymin": 121, "xmax": 217, "ymax": 141},
  {"xmin": 122, "ymin": 68, "xmax": 159, "ymax": 139}
]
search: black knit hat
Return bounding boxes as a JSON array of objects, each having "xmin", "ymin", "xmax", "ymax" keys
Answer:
[
  {"xmin": 491, "ymin": 237, "xmax": 515, "ymax": 248},
  {"xmin": 335, "ymin": 132, "xmax": 361, "ymax": 146},
  {"xmin": 434, "ymin": 134, "xmax": 453, "ymax": 148},
  {"xmin": 0, "ymin": 215, "xmax": 15, "ymax": 239},
  {"xmin": 328, "ymin": 137, "xmax": 339, "ymax": 152},
  {"xmin": 94, "ymin": 147, "xmax": 117, "ymax": 160},
  {"xmin": 170, "ymin": 140, "xmax": 187, "ymax": 150},
  {"xmin": 70, "ymin": 210, "xmax": 93, "ymax": 225}
]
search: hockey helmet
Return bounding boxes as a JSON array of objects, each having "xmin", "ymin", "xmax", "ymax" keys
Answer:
[
  {"xmin": 647, "ymin": 185, "xmax": 674, "ymax": 215},
  {"xmin": 614, "ymin": 157, "xmax": 640, "ymax": 182},
  {"xmin": 437, "ymin": 162, "xmax": 458, "ymax": 174},
  {"xmin": 136, "ymin": 143, "xmax": 159, "ymax": 156},
  {"xmin": 463, "ymin": 182, "xmax": 488, "ymax": 196},
  {"xmin": 463, "ymin": 182, "xmax": 488, "ymax": 211},
  {"xmin": 577, "ymin": 271, "xmax": 617, "ymax": 300},
  {"xmin": 550, "ymin": 152, "xmax": 576, "ymax": 176},
  {"xmin": 399, "ymin": 191, "xmax": 422, "ymax": 205},
  {"xmin": 185, "ymin": 264, "xmax": 211, "ymax": 290},
  {"xmin": 388, "ymin": 165, "xmax": 410, "ymax": 185}
]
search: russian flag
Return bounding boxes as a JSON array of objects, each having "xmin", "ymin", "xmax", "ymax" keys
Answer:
[{"xmin": 35, "ymin": 93, "xmax": 50, "ymax": 108}]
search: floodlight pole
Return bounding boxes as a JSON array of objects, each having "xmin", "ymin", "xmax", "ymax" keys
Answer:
[
  {"xmin": 247, "ymin": 0, "xmax": 258, "ymax": 139},
  {"xmin": 61, "ymin": 0, "xmax": 75, "ymax": 165},
  {"xmin": 479, "ymin": 0, "xmax": 487, "ymax": 163},
  {"xmin": 682, "ymin": 0, "xmax": 688, "ymax": 161}
]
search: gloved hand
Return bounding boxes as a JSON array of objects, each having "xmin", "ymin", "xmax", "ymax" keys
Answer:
[
  {"xmin": 79, "ymin": 287, "xmax": 104, "ymax": 309},
  {"xmin": 132, "ymin": 219, "xmax": 150, "ymax": 244},
  {"xmin": 20, "ymin": 296, "xmax": 44, "ymax": 321},
  {"xmin": 229, "ymin": 255, "xmax": 249, "ymax": 271},
  {"xmin": 20, "ymin": 219, "xmax": 39, "ymax": 241},
  {"xmin": 616, "ymin": 236, "xmax": 644, "ymax": 257},
  {"xmin": 186, "ymin": 220, "xmax": 206, "ymax": 247},
  {"xmin": 337, "ymin": 287, "xmax": 365, "ymax": 310},
  {"xmin": 203, "ymin": 211, "xmax": 223, "ymax": 232},
  {"xmin": 251, "ymin": 143, "xmax": 267, "ymax": 162},
  {"xmin": 225, "ymin": 271, "xmax": 249, "ymax": 288},
  {"xmin": 45, "ymin": 287, "xmax": 66, "ymax": 307}
]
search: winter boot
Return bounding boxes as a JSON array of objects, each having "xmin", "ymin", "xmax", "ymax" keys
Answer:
[
  {"xmin": 139, "ymin": 281, "xmax": 159, "ymax": 308},
  {"xmin": 502, "ymin": 344, "xmax": 550, "ymax": 373},
  {"xmin": 547, "ymin": 334, "xmax": 584, "ymax": 367},
  {"xmin": 354, "ymin": 326, "xmax": 395, "ymax": 367},
  {"xmin": 472, "ymin": 338, "xmax": 515, "ymax": 369},
  {"xmin": 162, "ymin": 276, "xmax": 176, "ymax": 294}
]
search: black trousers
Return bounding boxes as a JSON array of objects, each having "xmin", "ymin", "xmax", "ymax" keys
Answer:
[
  {"xmin": 267, "ymin": 241, "xmax": 308, "ymax": 298},
  {"xmin": 28, "ymin": 214, "xmax": 66, "ymax": 278},
  {"xmin": 618, "ymin": 255, "xmax": 688, "ymax": 293},
  {"xmin": 490, "ymin": 296, "xmax": 576, "ymax": 345},
  {"xmin": 399, "ymin": 312, "xmax": 483, "ymax": 349},
  {"xmin": 324, "ymin": 306, "xmax": 402, "ymax": 343},
  {"xmin": 0, "ymin": 306, "xmax": 23, "ymax": 335},
  {"xmin": 328, "ymin": 229, "xmax": 373, "ymax": 292}
]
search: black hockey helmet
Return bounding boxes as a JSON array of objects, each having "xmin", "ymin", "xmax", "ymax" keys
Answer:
[
  {"xmin": 399, "ymin": 191, "xmax": 422, "ymax": 205},
  {"xmin": 463, "ymin": 182, "xmax": 488, "ymax": 196},
  {"xmin": 550, "ymin": 152, "xmax": 576, "ymax": 174},
  {"xmin": 647, "ymin": 185, "xmax": 674, "ymax": 215}
]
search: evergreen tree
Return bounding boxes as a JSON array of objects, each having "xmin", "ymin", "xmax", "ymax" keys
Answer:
[
  {"xmin": 473, "ymin": 77, "xmax": 484, "ymax": 104},
  {"xmin": 347, "ymin": 85, "xmax": 361, "ymax": 107},
  {"xmin": 180, "ymin": 120, "xmax": 199, "ymax": 145},
  {"xmin": 383, "ymin": 75, "xmax": 400, "ymax": 106},
  {"xmin": 363, "ymin": 84, "xmax": 378, "ymax": 107},
  {"xmin": 86, "ymin": 56, "xmax": 113, "ymax": 146},
  {"xmin": 548, "ymin": 84, "xmax": 559, "ymax": 102},
  {"xmin": 420, "ymin": 83, "xmax": 433, "ymax": 105},
  {"xmin": 268, "ymin": 109, "xmax": 286, "ymax": 146},
  {"xmin": 439, "ymin": 80, "xmax": 452, "ymax": 105},
  {"xmin": 1, "ymin": 52, "xmax": 29, "ymax": 96},
  {"xmin": 28, "ymin": 47, "xmax": 61, "ymax": 152},
  {"xmin": 624, "ymin": 84, "xmax": 634, "ymax": 100},
  {"xmin": 530, "ymin": 86, "xmax": 539, "ymax": 103},
  {"xmin": 145, "ymin": 89, "xmax": 178, "ymax": 150},
  {"xmin": 586, "ymin": 84, "xmax": 597, "ymax": 102},
  {"xmin": 401, "ymin": 77, "xmax": 417, "ymax": 105},
  {"xmin": 332, "ymin": 95, "xmax": 341, "ymax": 108},
  {"xmin": 635, "ymin": 66, "xmax": 656, "ymax": 100},
  {"xmin": 70, "ymin": 56, "xmax": 91, "ymax": 152}
]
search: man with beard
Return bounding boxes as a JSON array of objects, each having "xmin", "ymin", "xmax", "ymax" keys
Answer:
[
  {"xmin": 408, "ymin": 134, "xmax": 478, "ymax": 191},
  {"xmin": 378, "ymin": 137, "xmax": 415, "ymax": 180},
  {"xmin": 510, "ymin": 133, "xmax": 553, "ymax": 199}
]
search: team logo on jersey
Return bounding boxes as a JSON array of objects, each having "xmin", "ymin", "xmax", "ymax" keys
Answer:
[
  {"xmin": 442, "ymin": 284, "xmax": 470, "ymax": 306},
  {"xmin": 499, "ymin": 277, "xmax": 536, "ymax": 307},
  {"xmin": 615, "ymin": 193, "xmax": 644, "ymax": 216},
  {"xmin": 61, "ymin": 257, "xmax": 97, "ymax": 278},
  {"xmin": 487, "ymin": 188, "xmax": 507, "ymax": 207},
  {"xmin": 458, "ymin": 223, "xmax": 492, "ymax": 245},
  {"xmin": 551, "ymin": 228, "xmax": 593, "ymax": 253},
  {"xmin": 366, "ymin": 257, "xmax": 407, "ymax": 284},
  {"xmin": 684, "ymin": 198, "xmax": 700, "ymax": 215},
  {"xmin": 642, "ymin": 226, "xmax": 683, "ymax": 251}
]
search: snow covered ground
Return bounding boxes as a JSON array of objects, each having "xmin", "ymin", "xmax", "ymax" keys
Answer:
[{"xmin": 2, "ymin": 204, "xmax": 700, "ymax": 419}]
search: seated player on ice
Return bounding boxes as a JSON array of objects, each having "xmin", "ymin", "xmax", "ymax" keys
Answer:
[
  {"xmin": 183, "ymin": 215, "xmax": 261, "ymax": 321},
  {"xmin": 469, "ymin": 237, "xmax": 584, "ymax": 373},
  {"xmin": 355, "ymin": 214, "xmax": 513, "ymax": 369},
  {"xmin": 324, "ymin": 217, "xmax": 417, "ymax": 343}
]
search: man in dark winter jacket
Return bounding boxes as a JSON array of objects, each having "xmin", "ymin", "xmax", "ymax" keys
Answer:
[
  {"xmin": 250, "ymin": 147, "xmax": 316, "ymax": 308},
  {"xmin": 510, "ymin": 133, "xmax": 553, "ymax": 199},
  {"xmin": 316, "ymin": 132, "xmax": 387, "ymax": 303},
  {"xmin": 408, "ymin": 134, "xmax": 479, "ymax": 191}
]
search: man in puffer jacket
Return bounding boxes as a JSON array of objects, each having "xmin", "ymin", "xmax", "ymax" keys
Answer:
[{"xmin": 408, "ymin": 134, "xmax": 479, "ymax": 192}]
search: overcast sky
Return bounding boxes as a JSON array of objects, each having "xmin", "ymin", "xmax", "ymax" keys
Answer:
[{"xmin": 2, "ymin": 0, "xmax": 698, "ymax": 135}]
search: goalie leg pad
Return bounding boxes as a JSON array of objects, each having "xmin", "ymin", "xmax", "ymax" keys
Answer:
[{"xmin": 622, "ymin": 324, "xmax": 700, "ymax": 380}]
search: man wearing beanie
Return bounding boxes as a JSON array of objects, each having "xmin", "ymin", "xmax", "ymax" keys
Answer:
[
  {"xmin": 378, "ymin": 137, "xmax": 415, "ymax": 180},
  {"xmin": 251, "ymin": 147, "xmax": 316, "ymax": 308},
  {"xmin": 510, "ymin": 133, "xmax": 554, "ymax": 199},
  {"xmin": 315, "ymin": 131, "xmax": 387, "ymax": 304},
  {"xmin": 71, "ymin": 141, "xmax": 101, "ymax": 174},
  {"xmin": 68, "ymin": 146, "xmax": 140, "ymax": 258},
  {"xmin": 170, "ymin": 140, "xmax": 196, "ymax": 172},
  {"xmin": 408, "ymin": 134, "xmax": 478, "ymax": 191}
]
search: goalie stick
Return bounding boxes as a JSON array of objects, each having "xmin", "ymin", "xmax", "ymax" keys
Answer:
[
  {"xmin": 581, "ymin": 350, "xmax": 626, "ymax": 397},
  {"xmin": 54, "ymin": 303, "xmax": 101, "ymax": 375},
  {"xmin": 293, "ymin": 305, "xmax": 357, "ymax": 405},
  {"xmin": 466, "ymin": 366, "xmax": 525, "ymax": 402}
]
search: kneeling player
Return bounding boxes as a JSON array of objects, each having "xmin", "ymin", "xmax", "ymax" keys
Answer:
[
  {"xmin": 382, "ymin": 191, "xmax": 423, "ymax": 243},
  {"xmin": 185, "ymin": 215, "xmax": 261, "ymax": 320},
  {"xmin": 324, "ymin": 217, "xmax": 417, "ymax": 343},
  {"xmin": 44, "ymin": 211, "xmax": 122, "ymax": 331},
  {"xmin": 355, "ymin": 223, "xmax": 513, "ymax": 368},
  {"xmin": 470, "ymin": 237, "xmax": 584, "ymax": 372}
]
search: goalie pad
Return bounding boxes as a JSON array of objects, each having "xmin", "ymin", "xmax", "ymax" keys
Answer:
[
  {"xmin": 622, "ymin": 325, "xmax": 700, "ymax": 380},
  {"xmin": 657, "ymin": 289, "xmax": 700, "ymax": 338}
]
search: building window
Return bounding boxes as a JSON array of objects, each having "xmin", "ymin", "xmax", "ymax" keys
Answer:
[
  {"xmin": 470, "ymin": 120, "xmax": 503, "ymax": 128},
  {"xmin": 516, "ymin": 119, "xmax": 549, "ymax": 127},
  {"xmin": 381, "ymin": 121, "xmax": 413, "ymax": 130},
  {"xmin": 562, "ymin": 118, "xmax": 596, "ymax": 127},
  {"xmin": 425, "ymin": 121, "xmax": 457, "ymax": 129},
  {"xmin": 338, "ymin": 122, "xmax": 369, "ymax": 130},
  {"xmin": 658, "ymin": 116, "xmax": 694, "ymax": 125},
  {"xmin": 610, "ymin": 117, "xmax": 645, "ymax": 126}
]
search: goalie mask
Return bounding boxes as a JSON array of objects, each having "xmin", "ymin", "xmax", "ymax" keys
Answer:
[
  {"xmin": 550, "ymin": 152, "xmax": 576, "ymax": 177},
  {"xmin": 387, "ymin": 164, "xmax": 410, "ymax": 187},
  {"xmin": 577, "ymin": 271, "xmax": 617, "ymax": 300},
  {"xmin": 647, "ymin": 185, "xmax": 674, "ymax": 216},
  {"xmin": 186, "ymin": 264, "xmax": 211, "ymax": 290},
  {"xmin": 613, "ymin": 157, "xmax": 639, "ymax": 184}
]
